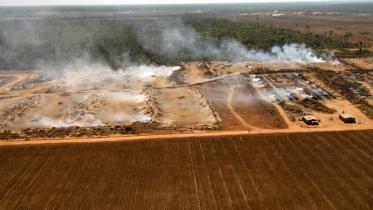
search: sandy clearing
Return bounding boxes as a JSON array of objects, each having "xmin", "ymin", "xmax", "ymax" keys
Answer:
[
  {"xmin": 343, "ymin": 57, "xmax": 373, "ymax": 70},
  {"xmin": 155, "ymin": 86, "xmax": 217, "ymax": 127},
  {"xmin": 0, "ymin": 76, "xmax": 17, "ymax": 88},
  {"xmin": 1, "ymin": 61, "xmax": 373, "ymax": 144}
]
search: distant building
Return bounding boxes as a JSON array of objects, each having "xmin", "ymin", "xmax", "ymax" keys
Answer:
[
  {"xmin": 272, "ymin": 13, "xmax": 285, "ymax": 17},
  {"xmin": 302, "ymin": 115, "xmax": 320, "ymax": 125},
  {"xmin": 339, "ymin": 113, "xmax": 356, "ymax": 123}
]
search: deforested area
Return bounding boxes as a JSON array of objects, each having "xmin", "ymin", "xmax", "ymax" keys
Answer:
[
  {"xmin": 1, "ymin": 2, "xmax": 373, "ymax": 140},
  {"xmin": 0, "ymin": 130, "xmax": 373, "ymax": 209},
  {"xmin": 1, "ymin": 2, "xmax": 373, "ymax": 210}
]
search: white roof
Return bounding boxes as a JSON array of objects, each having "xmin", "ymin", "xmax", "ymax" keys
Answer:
[{"xmin": 339, "ymin": 113, "xmax": 355, "ymax": 119}]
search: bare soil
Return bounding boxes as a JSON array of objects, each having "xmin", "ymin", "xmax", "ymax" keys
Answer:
[
  {"xmin": 152, "ymin": 86, "xmax": 218, "ymax": 129},
  {"xmin": 0, "ymin": 130, "xmax": 372, "ymax": 209},
  {"xmin": 196, "ymin": 76, "xmax": 287, "ymax": 130},
  {"xmin": 343, "ymin": 57, "xmax": 373, "ymax": 70},
  {"xmin": 1, "ymin": 58, "xmax": 373, "ymax": 140}
]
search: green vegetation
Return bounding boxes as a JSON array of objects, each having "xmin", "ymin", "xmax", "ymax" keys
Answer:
[
  {"xmin": 184, "ymin": 16, "xmax": 352, "ymax": 51},
  {"xmin": 92, "ymin": 16, "xmax": 356, "ymax": 66},
  {"xmin": 0, "ymin": 15, "xmax": 360, "ymax": 69},
  {"xmin": 94, "ymin": 26, "xmax": 163, "ymax": 69},
  {"xmin": 0, "ymin": 131, "xmax": 20, "ymax": 140},
  {"xmin": 334, "ymin": 49, "xmax": 373, "ymax": 58}
]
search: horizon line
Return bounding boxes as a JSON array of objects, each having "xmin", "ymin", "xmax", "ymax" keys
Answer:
[{"xmin": 1, "ymin": 0, "xmax": 372, "ymax": 7}]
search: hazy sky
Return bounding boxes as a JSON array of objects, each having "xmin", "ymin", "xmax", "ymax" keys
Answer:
[{"xmin": 0, "ymin": 0, "xmax": 363, "ymax": 6}]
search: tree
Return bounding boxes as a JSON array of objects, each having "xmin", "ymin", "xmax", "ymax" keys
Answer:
[
  {"xmin": 256, "ymin": 16, "xmax": 259, "ymax": 27},
  {"xmin": 359, "ymin": 41, "xmax": 364, "ymax": 52},
  {"xmin": 344, "ymin": 32, "xmax": 353, "ymax": 42},
  {"xmin": 328, "ymin": 30, "xmax": 334, "ymax": 38},
  {"xmin": 305, "ymin": 24, "xmax": 311, "ymax": 33},
  {"xmin": 356, "ymin": 41, "xmax": 364, "ymax": 56}
]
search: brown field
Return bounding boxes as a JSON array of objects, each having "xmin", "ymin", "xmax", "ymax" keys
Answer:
[
  {"xmin": 196, "ymin": 78, "xmax": 243, "ymax": 130},
  {"xmin": 0, "ymin": 130, "xmax": 373, "ymax": 209},
  {"xmin": 196, "ymin": 76, "xmax": 287, "ymax": 130},
  {"xmin": 230, "ymin": 81, "xmax": 288, "ymax": 129}
]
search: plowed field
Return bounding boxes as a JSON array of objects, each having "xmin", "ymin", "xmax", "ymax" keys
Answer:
[{"xmin": 0, "ymin": 130, "xmax": 372, "ymax": 209}]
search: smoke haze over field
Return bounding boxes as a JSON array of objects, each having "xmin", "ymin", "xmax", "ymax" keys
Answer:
[
  {"xmin": 0, "ymin": 8, "xmax": 335, "ymax": 128},
  {"xmin": 24, "ymin": 58, "xmax": 179, "ymax": 128},
  {"xmin": 138, "ymin": 20, "xmax": 326, "ymax": 64},
  {"xmin": 0, "ymin": 12, "xmax": 332, "ymax": 71}
]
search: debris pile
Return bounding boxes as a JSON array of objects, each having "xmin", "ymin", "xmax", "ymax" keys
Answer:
[
  {"xmin": 0, "ymin": 96, "xmax": 42, "ymax": 128},
  {"xmin": 143, "ymin": 88, "xmax": 162, "ymax": 120}
]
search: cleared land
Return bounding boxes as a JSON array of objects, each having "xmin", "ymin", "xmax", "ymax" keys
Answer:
[
  {"xmin": 343, "ymin": 57, "xmax": 373, "ymax": 70},
  {"xmin": 0, "ymin": 130, "xmax": 372, "ymax": 209},
  {"xmin": 1, "ymin": 60, "xmax": 373, "ymax": 139},
  {"xmin": 152, "ymin": 87, "xmax": 218, "ymax": 128},
  {"xmin": 196, "ymin": 76, "xmax": 287, "ymax": 130}
]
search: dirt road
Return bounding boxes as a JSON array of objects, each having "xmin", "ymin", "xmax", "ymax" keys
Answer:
[
  {"xmin": 0, "ymin": 73, "xmax": 31, "ymax": 91},
  {"xmin": 1, "ymin": 125, "xmax": 373, "ymax": 146},
  {"xmin": 227, "ymin": 86, "xmax": 251, "ymax": 127}
]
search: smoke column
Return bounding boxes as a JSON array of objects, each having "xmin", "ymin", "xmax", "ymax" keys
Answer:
[{"xmin": 138, "ymin": 21, "xmax": 327, "ymax": 64}]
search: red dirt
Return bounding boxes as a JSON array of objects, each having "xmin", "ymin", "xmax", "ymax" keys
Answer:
[{"xmin": 0, "ymin": 130, "xmax": 372, "ymax": 209}]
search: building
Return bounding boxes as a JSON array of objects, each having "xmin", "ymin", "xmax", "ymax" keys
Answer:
[
  {"xmin": 339, "ymin": 113, "xmax": 356, "ymax": 123},
  {"xmin": 302, "ymin": 115, "xmax": 320, "ymax": 125}
]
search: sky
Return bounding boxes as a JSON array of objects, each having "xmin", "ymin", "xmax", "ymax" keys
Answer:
[{"xmin": 0, "ymin": 0, "xmax": 366, "ymax": 6}]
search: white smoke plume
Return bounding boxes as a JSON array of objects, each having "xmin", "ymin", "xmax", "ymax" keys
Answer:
[
  {"xmin": 248, "ymin": 75, "xmax": 313, "ymax": 103},
  {"xmin": 138, "ymin": 21, "xmax": 328, "ymax": 64},
  {"xmin": 111, "ymin": 113, "xmax": 151, "ymax": 123},
  {"xmin": 37, "ymin": 57, "xmax": 180, "ymax": 86},
  {"xmin": 124, "ymin": 65, "xmax": 180, "ymax": 82},
  {"xmin": 32, "ymin": 115, "xmax": 103, "ymax": 128},
  {"xmin": 100, "ymin": 91, "xmax": 147, "ymax": 104},
  {"xmin": 221, "ymin": 41, "xmax": 325, "ymax": 64},
  {"xmin": 29, "ymin": 57, "xmax": 181, "ymax": 128}
]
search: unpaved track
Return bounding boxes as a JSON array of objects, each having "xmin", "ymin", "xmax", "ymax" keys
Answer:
[
  {"xmin": 271, "ymin": 103, "xmax": 294, "ymax": 128},
  {"xmin": 227, "ymin": 86, "xmax": 251, "ymax": 128},
  {"xmin": 251, "ymin": 80, "xmax": 293, "ymax": 128},
  {"xmin": 0, "ymin": 73, "xmax": 30, "ymax": 91},
  {"xmin": 1, "ymin": 126, "xmax": 373, "ymax": 146}
]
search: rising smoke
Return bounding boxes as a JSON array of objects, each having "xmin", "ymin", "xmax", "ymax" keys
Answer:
[
  {"xmin": 0, "ymin": 11, "xmax": 337, "ymax": 128},
  {"xmin": 137, "ymin": 20, "xmax": 327, "ymax": 64},
  {"xmin": 0, "ymin": 13, "xmax": 332, "ymax": 71},
  {"xmin": 30, "ymin": 57, "xmax": 179, "ymax": 128},
  {"xmin": 36, "ymin": 57, "xmax": 179, "ymax": 87},
  {"xmin": 32, "ymin": 114, "xmax": 103, "ymax": 128}
]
